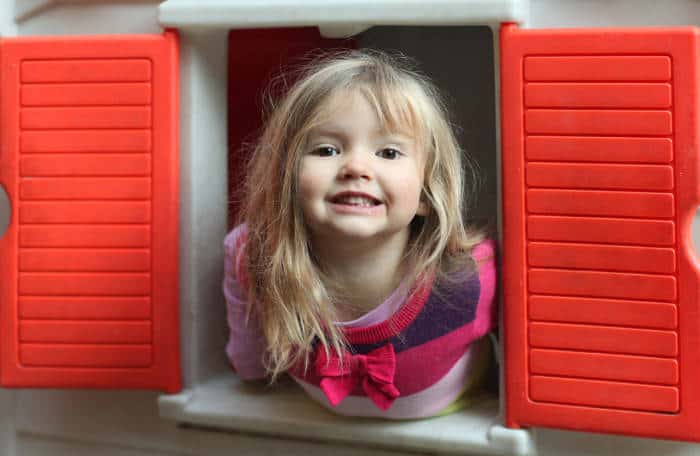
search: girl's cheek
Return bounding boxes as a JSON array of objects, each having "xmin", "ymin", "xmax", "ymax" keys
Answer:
[{"xmin": 298, "ymin": 164, "xmax": 324, "ymax": 199}]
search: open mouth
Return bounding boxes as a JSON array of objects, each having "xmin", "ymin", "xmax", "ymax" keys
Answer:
[{"xmin": 330, "ymin": 193, "xmax": 382, "ymax": 207}]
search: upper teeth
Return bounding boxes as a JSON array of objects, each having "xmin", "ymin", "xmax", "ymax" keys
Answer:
[{"xmin": 336, "ymin": 196, "xmax": 376, "ymax": 206}]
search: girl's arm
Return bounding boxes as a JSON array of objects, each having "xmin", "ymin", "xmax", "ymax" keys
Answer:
[{"xmin": 223, "ymin": 225, "xmax": 268, "ymax": 380}]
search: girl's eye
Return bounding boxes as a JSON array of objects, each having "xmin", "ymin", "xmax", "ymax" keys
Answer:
[
  {"xmin": 314, "ymin": 146, "xmax": 339, "ymax": 157},
  {"xmin": 377, "ymin": 148, "xmax": 402, "ymax": 160}
]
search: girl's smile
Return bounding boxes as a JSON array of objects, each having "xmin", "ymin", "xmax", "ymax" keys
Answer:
[
  {"xmin": 328, "ymin": 191, "xmax": 384, "ymax": 215},
  {"xmin": 329, "ymin": 191, "xmax": 382, "ymax": 206}
]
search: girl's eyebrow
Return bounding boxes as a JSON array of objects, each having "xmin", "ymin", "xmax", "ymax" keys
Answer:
[
  {"xmin": 307, "ymin": 127, "xmax": 353, "ymax": 144},
  {"xmin": 309, "ymin": 127, "xmax": 346, "ymax": 138}
]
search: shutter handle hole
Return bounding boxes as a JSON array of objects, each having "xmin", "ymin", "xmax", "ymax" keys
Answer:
[
  {"xmin": 0, "ymin": 184, "xmax": 9, "ymax": 239},
  {"xmin": 690, "ymin": 207, "xmax": 700, "ymax": 273}
]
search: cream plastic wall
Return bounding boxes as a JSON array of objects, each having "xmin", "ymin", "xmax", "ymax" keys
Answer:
[{"xmin": 2, "ymin": 1, "xmax": 700, "ymax": 456}]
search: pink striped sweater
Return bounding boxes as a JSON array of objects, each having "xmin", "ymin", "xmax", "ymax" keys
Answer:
[{"xmin": 223, "ymin": 224, "xmax": 497, "ymax": 419}]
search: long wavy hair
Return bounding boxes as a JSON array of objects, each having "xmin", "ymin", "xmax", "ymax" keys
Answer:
[{"xmin": 236, "ymin": 49, "xmax": 484, "ymax": 380}]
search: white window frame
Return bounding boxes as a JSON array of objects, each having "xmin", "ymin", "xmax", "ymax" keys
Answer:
[{"xmin": 157, "ymin": 2, "xmax": 533, "ymax": 454}]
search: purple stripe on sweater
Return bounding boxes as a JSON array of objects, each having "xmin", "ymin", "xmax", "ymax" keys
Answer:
[{"xmin": 351, "ymin": 272, "xmax": 481, "ymax": 355}]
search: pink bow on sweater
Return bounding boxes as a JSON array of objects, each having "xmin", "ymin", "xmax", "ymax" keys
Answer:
[{"xmin": 315, "ymin": 344, "xmax": 400, "ymax": 410}]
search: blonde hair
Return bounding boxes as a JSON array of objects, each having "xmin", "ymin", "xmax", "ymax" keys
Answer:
[{"xmin": 237, "ymin": 49, "xmax": 484, "ymax": 380}]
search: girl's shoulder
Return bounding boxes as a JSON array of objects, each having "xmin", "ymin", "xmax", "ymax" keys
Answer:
[
  {"xmin": 223, "ymin": 223, "xmax": 250, "ymax": 287},
  {"xmin": 470, "ymin": 238, "xmax": 496, "ymax": 265},
  {"xmin": 471, "ymin": 239, "xmax": 496, "ymax": 321},
  {"xmin": 436, "ymin": 238, "xmax": 496, "ymax": 303},
  {"xmin": 223, "ymin": 223, "xmax": 248, "ymax": 255},
  {"xmin": 469, "ymin": 239, "xmax": 496, "ymax": 307},
  {"xmin": 439, "ymin": 238, "xmax": 495, "ymax": 285}
]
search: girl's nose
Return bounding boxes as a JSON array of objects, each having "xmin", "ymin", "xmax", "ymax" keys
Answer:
[{"xmin": 338, "ymin": 151, "xmax": 372, "ymax": 180}]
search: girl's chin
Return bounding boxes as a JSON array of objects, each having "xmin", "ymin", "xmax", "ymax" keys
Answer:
[{"xmin": 309, "ymin": 223, "xmax": 409, "ymax": 244}]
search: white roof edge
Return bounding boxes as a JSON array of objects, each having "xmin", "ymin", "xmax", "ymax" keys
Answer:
[{"xmin": 158, "ymin": 0, "xmax": 528, "ymax": 29}]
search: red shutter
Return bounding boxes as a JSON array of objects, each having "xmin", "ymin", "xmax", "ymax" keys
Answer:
[
  {"xmin": 0, "ymin": 32, "xmax": 180, "ymax": 393},
  {"xmin": 502, "ymin": 24, "xmax": 700, "ymax": 440}
]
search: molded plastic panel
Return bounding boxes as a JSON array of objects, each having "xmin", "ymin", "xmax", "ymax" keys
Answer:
[
  {"xmin": 501, "ymin": 24, "xmax": 700, "ymax": 441},
  {"xmin": 0, "ymin": 33, "xmax": 181, "ymax": 392}
]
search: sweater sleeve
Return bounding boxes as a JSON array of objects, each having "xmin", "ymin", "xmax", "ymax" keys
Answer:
[{"xmin": 223, "ymin": 224, "xmax": 268, "ymax": 380}]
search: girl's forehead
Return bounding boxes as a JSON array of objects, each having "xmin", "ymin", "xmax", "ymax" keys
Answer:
[
  {"xmin": 315, "ymin": 88, "xmax": 420, "ymax": 138},
  {"xmin": 318, "ymin": 89, "xmax": 366, "ymax": 115}
]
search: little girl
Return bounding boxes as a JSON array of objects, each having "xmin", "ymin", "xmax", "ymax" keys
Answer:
[{"xmin": 223, "ymin": 49, "xmax": 496, "ymax": 419}]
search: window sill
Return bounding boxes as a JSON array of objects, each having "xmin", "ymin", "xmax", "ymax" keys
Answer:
[{"xmin": 158, "ymin": 374, "xmax": 534, "ymax": 455}]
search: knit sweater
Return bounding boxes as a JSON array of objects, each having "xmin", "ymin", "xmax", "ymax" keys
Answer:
[{"xmin": 223, "ymin": 224, "xmax": 496, "ymax": 419}]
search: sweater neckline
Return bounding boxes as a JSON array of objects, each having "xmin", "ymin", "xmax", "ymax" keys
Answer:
[{"xmin": 342, "ymin": 276, "xmax": 433, "ymax": 345}]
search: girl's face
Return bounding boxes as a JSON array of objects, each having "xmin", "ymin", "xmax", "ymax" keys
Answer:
[{"xmin": 298, "ymin": 90, "xmax": 427, "ymax": 250}]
